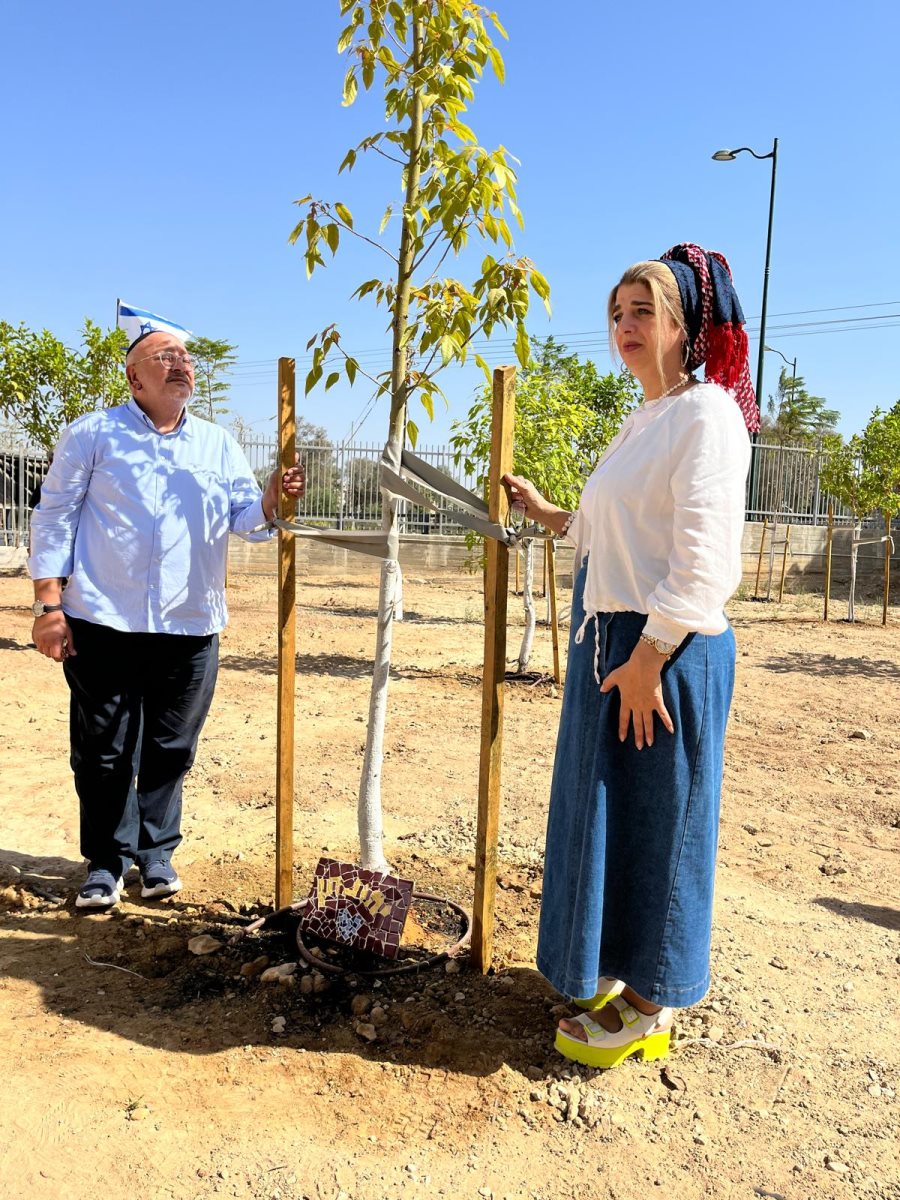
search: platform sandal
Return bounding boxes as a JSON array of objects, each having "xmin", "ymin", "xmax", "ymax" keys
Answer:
[{"xmin": 555, "ymin": 996, "xmax": 673, "ymax": 1069}]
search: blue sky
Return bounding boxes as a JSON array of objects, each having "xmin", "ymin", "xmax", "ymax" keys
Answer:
[{"xmin": 2, "ymin": 1, "xmax": 898, "ymax": 444}]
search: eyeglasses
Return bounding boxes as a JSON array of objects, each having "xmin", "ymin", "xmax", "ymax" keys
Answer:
[{"xmin": 131, "ymin": 350, "xmax": 196, "ymax": 370}]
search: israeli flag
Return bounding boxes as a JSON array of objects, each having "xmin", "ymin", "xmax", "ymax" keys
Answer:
[{"xmin": 117, "ymin": 301, "xmax": 191, "ymax": 346}]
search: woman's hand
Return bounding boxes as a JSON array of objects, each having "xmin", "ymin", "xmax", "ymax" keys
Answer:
[
  {"xmin": 599, "ymin": 640, "xmax": 675, "ymax": 750},
  {"xmin": 502, "ymin": 473, "xmax": 572, "ymax": 535}
]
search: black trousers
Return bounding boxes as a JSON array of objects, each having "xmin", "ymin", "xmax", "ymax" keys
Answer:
[{"xmin": 62, "ymin": 618, "xmax": 219, "ymax": 877}]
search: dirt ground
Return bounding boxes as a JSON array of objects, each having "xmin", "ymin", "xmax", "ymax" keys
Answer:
[{"xmin": 1, "ymin": 567, "xmax": 898, "ymax": 1200}]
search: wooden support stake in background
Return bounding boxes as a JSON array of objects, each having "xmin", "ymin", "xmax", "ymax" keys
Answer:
[
  {"xmin": 275, "ymin": 358, "xmax": 297, "ymax": 908},
  {"xmin": 884, "ymin": 509, "xmax": 892, "ymax": 627},
  {"xmin": 778, "ymin": 524, "xmax": 791, "ymax": 603},
  {"xmin": 472, "ymin": 365, "xmax": 515, "ymax": 973},
  {"xmin": 547, "ymin": 538, "xmax": 561, "ymax": 685},
  {"xmin": 754, "ymin": 522, "xmax": 768, "ymax": 599},
  {"xmin": 824, "ymin": 504, "xmax": 834, "ymax": 621}
]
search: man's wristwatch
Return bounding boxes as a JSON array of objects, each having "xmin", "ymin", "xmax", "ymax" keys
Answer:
[
  {"xmin": 31, "ymin": 601, "xmax": 64, "ymax": 618},
  {"xmin": 639, "ymin": 632, "xmax": 678, "ymax": 659}
]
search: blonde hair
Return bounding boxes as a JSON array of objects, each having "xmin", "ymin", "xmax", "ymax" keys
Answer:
[{"xmin": 607, "ymin": 261, "xmax": 687, "ymax": 386}]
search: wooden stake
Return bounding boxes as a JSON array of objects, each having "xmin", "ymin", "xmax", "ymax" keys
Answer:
[
  {"xmin": 824, "ymin": 504, "xmax": 834, "ymax": 621},
  {"xmin": 542, "ymin": 538, "xmax": 548, "ymax": 598},
  {"xmin": 547, "ymin": 538, "xmax": 561, "ymax": 685},
  {"xmin": 472, "ymin": 365, "xmax": 515, "ymax": 973},
  {"xmin": 754, "ymin": 522, "xmax": 768, "ymax": 599},
  {"xmin": 275, "ymin": 358, "xmax": 297, "ymax": 908},
  {"xmin": 884, "ymin": 509, "xmax": 892, "ymax": 627},
  {"xmin": 778, "ymin": 524, "xmax": 791, "ymax": 603},
  {"xmin": 514, "ymin": 546, "xmax": 519, "ymax": 595}
]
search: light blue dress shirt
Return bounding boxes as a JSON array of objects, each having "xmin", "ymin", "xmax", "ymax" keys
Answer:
[{"xmin": 28, "ymin": 399, "xmax": 275, "ymax": 635}]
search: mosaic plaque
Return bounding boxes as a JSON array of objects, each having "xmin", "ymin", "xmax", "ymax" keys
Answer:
[{"xmin": 300, "ymin": 857, "xmax": 414, "ymax": 960}]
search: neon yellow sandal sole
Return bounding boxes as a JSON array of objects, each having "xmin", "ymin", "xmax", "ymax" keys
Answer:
[{"xmin": 555, "ymin": 1002, "xmax": 673, "ymax": 1070}]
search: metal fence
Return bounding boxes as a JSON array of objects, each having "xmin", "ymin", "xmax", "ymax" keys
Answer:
[
  {"xmin": 238, "ymin": 436, "xmax": 481, "ymax": 536},
  {"xmin": 238, "ymin": 435, "xmax": 882, "ymax": 532},
  {"xmin": 0, "ymin": 446, "xmax": 47, "ymax": 549},
  {"xmin": 1, "ymin": 433, "xmax": 890, "ymax": 549}
]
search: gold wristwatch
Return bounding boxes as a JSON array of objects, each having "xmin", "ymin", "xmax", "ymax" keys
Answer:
[{"xmin": 639, "ymin": 632, "xmax": 678, "ymax": 659}]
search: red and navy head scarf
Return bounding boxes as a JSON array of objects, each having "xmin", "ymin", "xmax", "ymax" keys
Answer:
[{"xmin": 659, "ymin": 242, "xmax": 759, "ymax": 433}]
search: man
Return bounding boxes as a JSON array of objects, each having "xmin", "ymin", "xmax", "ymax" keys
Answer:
[{"xmin": 29, "ymin": 330, "xmax": 304, "ymax": 909}]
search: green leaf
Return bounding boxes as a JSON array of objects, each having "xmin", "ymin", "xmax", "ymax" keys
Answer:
[
  {"xmin": 440, "ymin": 335, "xmax": 455, "ymax": 366},
  {"xmin": 337, "ymin": 24, "xmax": 354, "ymax": 53},
  {"xmin": 292, "ymin": 194, "xmax": 313, "ymax": 207},
  {"xmin": 487, "ymin": 46, "xmax": 505, "ymax": 83},
  {"xmin": 304, "ymin": 365, "xmax": 322, "ymax": 396},
  {"xmin": 379, "ymin": 204, "xmax": 393, "ymax": 234},
  {"xmin": 420, "ymin": 392, "xmax": 434, "ymax": 422},
  {"xmin": 324, "ymin": 224, "xmax": 340, "ymax": 254},
  {"xmin": 474, "ymin": 354, "xmax": 492, "ymax": 385},
  {"xmin": 338, "ymin": 148, "xmax": 357, "ymax": 174},
  {"xmin": 334, "ymin": 203, "xmax": 353, "ymax": 229},
  {"xmin": 342, "ymin": 67, "xmax": 358, "ymax": 107},
  {"xmin": 406, "ymin": 419, "xmax": 419, "ymax": 448},
  {"xmin": 530, "ymin": 269, "xmax": 552, "ymax": 316},
  {"xmin": 324, "ymin": 371, "xmax": 340, "ymax": 392},
  {"xmin": 514, "ymin": 322, "xmax": 530, "ymax": 369},
  {"xmin": 345, "ymin": 358, "xmax": 358, "ymax": 386}
]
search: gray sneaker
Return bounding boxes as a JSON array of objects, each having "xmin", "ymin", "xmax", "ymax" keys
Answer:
[
  {"xmin": 76, "ymin": 868, "xmax": 124, "ymax": 910},
  {"xmin": 140, "ymin": 861, "xmax": 182, "ymax": 899}
]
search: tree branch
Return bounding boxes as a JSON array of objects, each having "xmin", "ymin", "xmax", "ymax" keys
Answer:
[
  {"xmin": 367, "ymin": 143, "xmax": 406, "ymax": 167},
  {"xmin": 325, "ymin": 208, "xmax": 400, "ymax": 263},
  {"xmin": 411, "ymin": 159, "xmax": 489, "ymax": 274},
  {"xmin": 413, "ymin": 317, "xmax": 491, "ymax": 393}
]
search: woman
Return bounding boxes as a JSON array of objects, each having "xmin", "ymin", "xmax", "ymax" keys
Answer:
[{"xmin": 505, "ymin": 243, "xmax": 756, "ymax": 1070}]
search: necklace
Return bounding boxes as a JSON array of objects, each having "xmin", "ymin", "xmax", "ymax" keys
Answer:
[{"xmin": 642, "ymin": 373, "xmax": 696, "ymax": 405}]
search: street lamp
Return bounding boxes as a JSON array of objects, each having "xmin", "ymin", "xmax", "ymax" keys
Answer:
[
  {"xmin": 765, "ymin": 344, "xmax": 797, "ymax": 408},
  {"xmin": 712, "ymin": 139, "xmax": 779, "ymax": 417},
  {"xmin": 713, "ymin": 138, "xmax": 779, "ymax": 514}
]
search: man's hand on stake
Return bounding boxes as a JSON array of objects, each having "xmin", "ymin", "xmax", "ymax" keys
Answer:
[{"xmin": 263, "ymin": 454, "xmax": 305, "ymax": 520}]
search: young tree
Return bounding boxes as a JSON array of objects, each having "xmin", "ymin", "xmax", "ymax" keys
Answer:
[
  {"xmin": 820, "ymin": 407, "xmax": 900, "ymax": 621},
  {"xmin": 186, "ymin": 336, "xmax": 237, "ymax": 423},
  {"xmin": 761, "ymin": 366, "xmax": 839, "ymax": 446},
  {"xmin": 297, "ymin": 418, "xmax": 341, "ymax": 520},
  {"xmin": 292, "ymin": 1, "xmax": 548, "ymax": 870},
  {"xmin": 452, "ymin": 346, "xmax": 637, "ymax": 669},
  {"xmin": 0, "ymin": 319, "xmax": 129, "ymax": 454}
]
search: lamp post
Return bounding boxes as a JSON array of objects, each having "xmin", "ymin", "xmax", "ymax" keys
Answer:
[
  {"xmin": 765, "ymin": 344, "xmax": 797, "ymax": 408},
  {"xmin": 713, "ymin": 138, "xmax": 779, "ymax": 516}
]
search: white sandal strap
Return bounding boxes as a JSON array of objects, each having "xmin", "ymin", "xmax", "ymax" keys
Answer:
[{"xmin": 562, "ymin": 1006, "xmax": 673, "ymax": 1049}]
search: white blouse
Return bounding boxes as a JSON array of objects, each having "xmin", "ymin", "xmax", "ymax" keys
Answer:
[{"xmin": 567, "ymin": 381, "xmax": 751, "ymax": 646}]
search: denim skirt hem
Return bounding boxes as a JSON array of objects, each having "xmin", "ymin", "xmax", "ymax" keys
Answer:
[{"xmin": 536, "ymin": 564, "xmax": 735, "ymax": 1011}]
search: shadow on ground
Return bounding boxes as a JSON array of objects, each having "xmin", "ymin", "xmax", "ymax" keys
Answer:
[
  {"xmin": 221, "ymin": 650, "xmax": 480, "ymax": 684},
  {"xmin": 0, "ymin": 849, "xmax": 559, "ymax": 1081},
  {"xmin": 813, "ymin": 896, "xmax": 900, "ymax": 931},
  {"xmin": 757, "ymin": 651, "xmax": 899, "ymax": 680}
]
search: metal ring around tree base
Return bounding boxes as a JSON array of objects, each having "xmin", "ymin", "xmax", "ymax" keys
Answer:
[{"xmin": 295, "ymin": 890, "xmax": 472, "ymax": 979}]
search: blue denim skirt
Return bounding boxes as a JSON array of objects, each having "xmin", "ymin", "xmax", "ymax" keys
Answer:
[{"xmin": 536, "ymin": 562, "xmax": 736, "ymax": 1008}]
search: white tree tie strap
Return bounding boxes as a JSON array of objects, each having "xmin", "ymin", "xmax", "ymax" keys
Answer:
[
  {"xmin": 272, "ymin": 520, "xmax": 391, "ymax": 559},
  {"xmin": 271, "ymin": 444, "xmax": 556, "ymax": 556},
  {"xmin": 382, "ymin": 450, "xmax": 554, "ymax": 546}
]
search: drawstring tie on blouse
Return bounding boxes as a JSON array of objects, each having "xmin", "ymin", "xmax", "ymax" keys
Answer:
[{"xmin": 575, "ymin": 610, "xmax": 614, "ymax": 685}]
